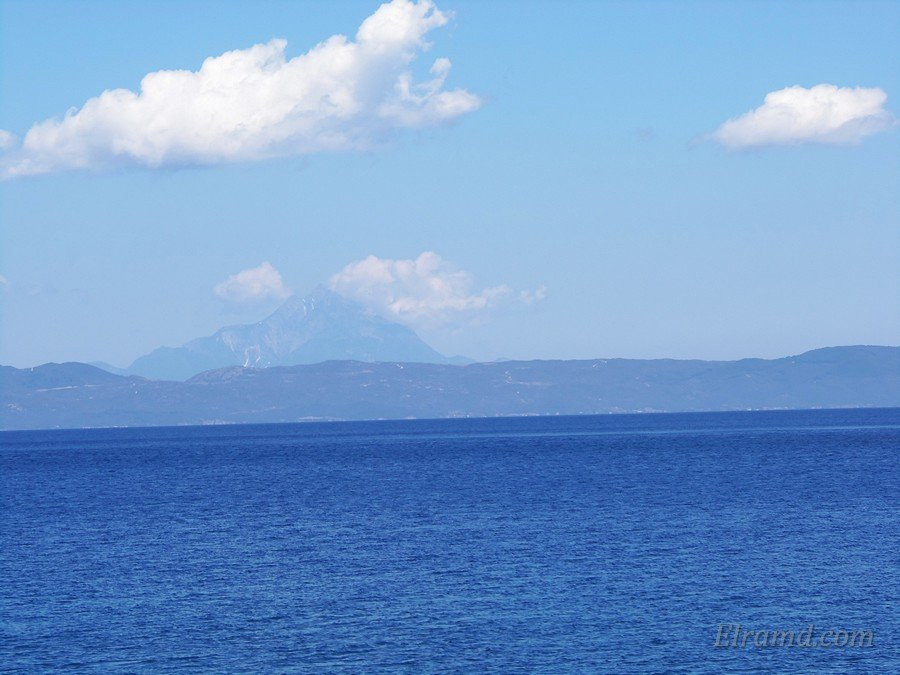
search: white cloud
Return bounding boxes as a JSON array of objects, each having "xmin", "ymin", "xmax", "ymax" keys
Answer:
[
  {"xmin": 0, "ymin": 130, "xmax": 15, "ymax": 150},
  {"xmin": 711, "ymin": 84, "xmax": 896, "ymax": 149},
  {"xmin": 1, "ymin": 0, "xmax": 479, "ymax": 178},
  {"xmin": 214, "ymin": 262, "xmax": 290, "ymax": 305},
  {"xmin": 520, "ymin": 285, "xmax": 547, "ymax": 304},
  {"xmin": 329, "ymin": 252, "xmax": 525, "ymax": 328}
]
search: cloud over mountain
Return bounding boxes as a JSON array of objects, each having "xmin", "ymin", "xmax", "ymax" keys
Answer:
[
  {"xmin": 711, "ymin": 84, "xmax": 895, "ymax": 149},
  {"xmin": 0, "ymin": 0, "xmax": 479, "ymax": 178},
  {"xmin": 329, "ymin": 252, "xmax": 541, "ymax": 329},
  {"xmin": 214, "ymin": 262, "xmax": 290, "ymax": 305}
]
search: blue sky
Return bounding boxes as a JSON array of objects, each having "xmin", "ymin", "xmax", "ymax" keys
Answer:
[{"xmin": 1, "ymin": 0, "xmax": 898, "ymax": 367}]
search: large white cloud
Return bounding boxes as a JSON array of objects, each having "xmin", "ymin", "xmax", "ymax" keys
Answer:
[
  {"xmin": 0, "ymin": 0, "xmax": 479, "ymax": 178},
  {"xmin": 214, "ymin": 262, "xmax": 290, "ymax": 305},
  {"xmin": 329, "ymin": 252, "xmax": 522, "ymax": 328},
  {"xmin": 712, "ymin": 84, "xmax": 896, "ymax": 149}
]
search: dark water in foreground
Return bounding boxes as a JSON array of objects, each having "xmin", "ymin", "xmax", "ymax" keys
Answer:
[{"xmin": 1, "ymin": 409, "xmax": 898, "ymax": 673}]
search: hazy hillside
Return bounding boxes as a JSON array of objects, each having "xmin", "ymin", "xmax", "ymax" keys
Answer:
[{"xmin": 2, "ymin": 346, "xmax": 897, "ymax": 430}]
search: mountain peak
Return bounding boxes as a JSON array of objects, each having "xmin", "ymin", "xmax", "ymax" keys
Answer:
[
  {"xmin": 267, "ymin": 286, "xmax": 373, "ymax": 324},
  {"xmin": 126, "ymin": 288, "xmax": 454, "ymax": 380}
]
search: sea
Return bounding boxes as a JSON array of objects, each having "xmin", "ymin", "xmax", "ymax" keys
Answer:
[{"xmin": 1, "ymin": 408, "xmax": 897, "ymax": 673}]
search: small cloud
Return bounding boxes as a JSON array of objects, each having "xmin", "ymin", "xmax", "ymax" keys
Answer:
[
  {"xmin": 1, "ymin": 0, "xmax": 479, "ymax": 178},
  {"xmin": 214, "ymin": 262, "xmax": 290, "ymax": 305},
  {"xmin": 710, "ymin": 84, "xmax": 896, "ymax": 149},
  {"xmin": 0, "ymin": 276, "xmax": 50, "ymax": 297},
  {"xmin": 329, "ymin": 252, "xmax": 535, "ymax": 329},
  {"xmin": 0, "ymin": 130, "xmax": 15, "ymax": 150},
  {"xmin": 519, "ymin": 285, "xmax": 547, "ymax": 304}
]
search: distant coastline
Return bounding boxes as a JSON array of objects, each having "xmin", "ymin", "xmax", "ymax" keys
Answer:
[
  {"xmin": 2, "ymin": 407, "xmax": 898, "ymax": 436},
  {"xmin": 2, "ymin": 346, "xmax": 897, "ymax": 431}
]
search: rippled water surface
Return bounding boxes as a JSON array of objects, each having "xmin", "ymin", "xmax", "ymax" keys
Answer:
[{"xmin": 2, "ymin": 409, "xmax": 898, "ymax": 672}]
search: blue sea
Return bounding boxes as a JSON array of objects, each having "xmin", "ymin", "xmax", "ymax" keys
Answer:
[{"xmin": 1, "ymin": 409, "xmax": 898, "ymax": 672}]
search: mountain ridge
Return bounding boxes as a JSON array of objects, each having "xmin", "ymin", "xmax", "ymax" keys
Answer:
[{"xmin": 2, "ymin": 345, "xmax": 897, "ymax": 430}]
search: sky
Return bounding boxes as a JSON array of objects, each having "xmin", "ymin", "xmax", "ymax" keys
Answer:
[{"xmin": 1, "ymin": 0, "xmax": 898, "ymax": 368}]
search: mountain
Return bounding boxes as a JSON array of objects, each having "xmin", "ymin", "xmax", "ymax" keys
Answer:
[
  {"xmin": 88, "ymin": 361, "xmax": 131, "ymax": 376},
  {"xmin": 125, "ymin": 287, "xmax": 452, "ymax": 380},
  {"xmin": 2, "ymin": 346, "xmax": 897, "ymax": 430},
  {"xmin": 0, "ymin": 361, "xmax": 124, "ymax": 391}
]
